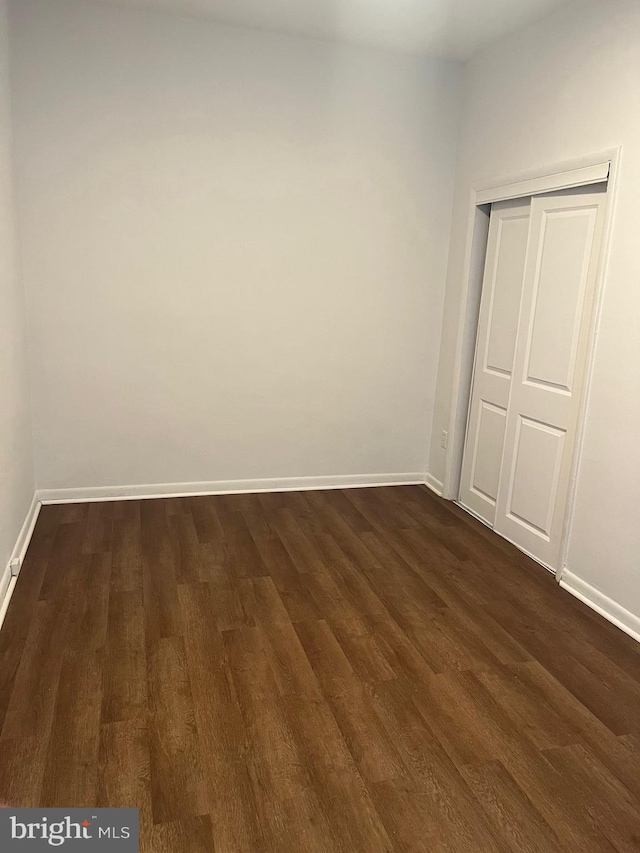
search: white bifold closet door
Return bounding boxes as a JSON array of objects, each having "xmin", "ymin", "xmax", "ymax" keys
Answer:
[{"xmin": 460, "ymin": 184, "xmax": 607, "ymax": 571}]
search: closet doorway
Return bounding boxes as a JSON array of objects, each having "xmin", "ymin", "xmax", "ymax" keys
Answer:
[{"xmin": 458, "ymin": 179, "xmax": 609, "ymax": 572}]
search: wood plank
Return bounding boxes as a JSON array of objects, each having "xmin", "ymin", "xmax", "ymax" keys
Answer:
[
  {"xmin": 97, "ymin": 719, "xmax": 152, "ymax": 834},
  {"xmin": 0, "ymin": 735, "xmax": 48, "ymax": 807},
  {"xmin": 83, "ymin": 500, "xmax": 114, "ymax": 554},
  {"xmin": 111, "ymin": 503, "xmax": 142, "ymax": 593},
  {"xmin": 369, "ymin": 679, "xmax": 508, "ymax": 852},
  {"xmin": 461, "ymin": 760, "xmax": 561, "ymax": 853},
  {"xmin": 1, "ymin": 600, "xmax": 67, "ymax": 740},
  {"xmin": 40, "ymin": 649, "xmax": 102, "ymax": 807},
  {"xmin": 178, "ymin": 582, "xmax": 265, "ymax": 852},
  {"xmin": 147, "ymin": 636, "xmax": 208, "ymax": 824},
  {"xmin": 101, "ymin": 589, "xmax": 147, "ymax": 724},
  {"xmin": 223, "ymin": 626, "xmax": 309, "ymax": 802},
  {"xmin": 219, "ymin": 510, "xmax": 269, "ymax": 578}
]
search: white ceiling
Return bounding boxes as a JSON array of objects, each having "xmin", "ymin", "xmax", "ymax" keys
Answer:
[{"xmin": 84, "ymin": 0, "xmax": 576, "ymax": 59}]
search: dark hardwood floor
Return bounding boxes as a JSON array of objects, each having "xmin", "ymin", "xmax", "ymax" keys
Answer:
[{"xmin": 0, "ymin": 486, "xmax": 639, "ymax": 851}]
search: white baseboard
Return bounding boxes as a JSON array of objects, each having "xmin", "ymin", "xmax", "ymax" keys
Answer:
[
  {"xmin": 0, "ymin": 493, "xmax": 41, "ymax": 631},
  {"xmin": 424, "ymin": 473, "xmax": 444, "ymax": 497},
  {"xmin": 4, "ymin": 482, "xmax": 639, "ymax": 650},
  {"xmin": 560, "ymin": 570, "xmax": 640, "ymax": 644},
  {"xmin": 37, "ymin": 472, "xmax": 426, "ymax": 505}
]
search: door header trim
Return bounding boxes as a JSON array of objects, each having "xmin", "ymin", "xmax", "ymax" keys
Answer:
[{"xmin": 476, "ymin": 162, "xmax": 610, "ymax": 205}]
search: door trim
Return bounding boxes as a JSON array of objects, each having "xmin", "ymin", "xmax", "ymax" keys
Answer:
[
  {"xmin": 441, "ymin": 147, "xmax": 622, "ymax": 581},
  {"xmin": 475, "ymin": 162, "xmax": 610, "ymax": 205}
]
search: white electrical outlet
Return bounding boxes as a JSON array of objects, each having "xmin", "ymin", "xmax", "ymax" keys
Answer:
[
  {"xmin": 440, "ymin": 430, "xmax": 448, "ymax": 450},
  {"xmin": 9, "ymin": 558, "xmax": 20, "ymax": 577}
]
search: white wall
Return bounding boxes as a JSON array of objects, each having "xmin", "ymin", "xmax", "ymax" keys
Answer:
[
  {"xmin": 10, "ymin": 0, "xmax": 461, "ymax": 491},
  {"xmin": 430, "ymin": 0, "xmax": 640, "ymax": 626},
  {"xmin": 0, "ymin": 0, "xmax": 34, "ymax": 605}
]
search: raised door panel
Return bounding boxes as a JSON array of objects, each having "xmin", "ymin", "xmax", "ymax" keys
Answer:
[
  {"xmin": 525, "ymin": 207, "xmax": 599, "ymax": 393},
  {"xmin": 505, "ymin": 417, "xmax": 566, "ymax": 539},
  {"xmin": 468, "ymin": 401, "xmax": 507, "ymax": 505},
  {"xmin": 485, "ymin": 216, "xmax": 530, "ymax": 376}
]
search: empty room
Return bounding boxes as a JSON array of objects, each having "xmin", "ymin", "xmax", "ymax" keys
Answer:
[{"xmin": 0, "ymin": 0, "xmax": 639, "ymax": 849}]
